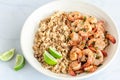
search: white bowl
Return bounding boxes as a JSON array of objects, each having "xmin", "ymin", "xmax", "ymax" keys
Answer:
[{"xmin": 20, "ymin": 0, "xmax": 120, "ymax": 80}]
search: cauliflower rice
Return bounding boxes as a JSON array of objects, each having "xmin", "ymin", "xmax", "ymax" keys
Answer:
[{"xmin": 33, "ymin": 12, "xmax": 70, "ymax": 73}]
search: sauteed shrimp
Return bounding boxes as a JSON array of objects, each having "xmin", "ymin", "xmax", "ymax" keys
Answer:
[{"xmin": 33, "ymin": 11, "xmax": 116, "ymax": 76}]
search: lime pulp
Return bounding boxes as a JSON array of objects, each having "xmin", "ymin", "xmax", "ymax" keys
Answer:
[
  {"xmin": 43, "ymin": 51, "xmax": 57, "ymax": 65},
  {"xmin": 0, "ymin": 49, "xmax": 15, "ymax": 61},
  {"xmin": 48, "ymin": 47, "xmax": 62, "ymax": 59},
  {"xmin": 14, "ymin": 54, "xmax": 25, "ymax": 71}
]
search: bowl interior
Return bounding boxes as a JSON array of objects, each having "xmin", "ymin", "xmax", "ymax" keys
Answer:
[{"xmin": 21, "ymin": 0, "xmax": 119, "ymax": 79}]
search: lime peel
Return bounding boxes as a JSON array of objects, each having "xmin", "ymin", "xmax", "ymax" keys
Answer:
[
  {"xmin": 43, "ymin": 51, "xmax": 57, "ymax": 65},
  {"xmin": 14, "ymin": 54, "xmax": 25, "ymax": 71},
  {"xmin": 48, "ymin": 47, "xmax": 62, "ymax": 59},
  {"xmin": 0, "ymin": 49, "xmax": 15, "ymax": 61}
]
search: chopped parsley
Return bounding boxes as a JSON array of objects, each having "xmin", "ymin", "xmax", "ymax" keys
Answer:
[
  {"xmin": 98, "ymin": 64, "xmax": 103, "ymax": 67},
  {"xmin": 72, "ymin": 30, "xmax": 75, "ymax": 32},
  {"xmin": 82, "ymin": 16, "xmax": 87, "ymax": 25},
  {"xmin": 104, "ymin": 31, "xmax": 108, "ymax": 36},
  {"xmin": 83, "ymin": 16, "xmax": 87, "ymax": 22},
  {"xmin": 95, "ymin": 47, "xmax": 98, "ymax": 50},
  {"xmin": 85, "ymin": 44, "xmax": 88, "ymax": 47},
  {"xmin": 81, "ymin": 28, "xmax": 87, "ymax": 32},
  {"xmin": 91, "ymin": 41, "xmax": 95, "ymax": 45},
  {"xmin": 81, "ymin": 41, "xmax": 84, "ymax": 45},
  {"xmin": 84, "ymin": 70, "xmax": 89, "ymax": 73},
  {"xmin": 67, "ymin": 37, "xmax": 71, "ymax": 41},
  {"xmin": 95, "ymin": 54, "xmax": 101, "ymax": 59}
]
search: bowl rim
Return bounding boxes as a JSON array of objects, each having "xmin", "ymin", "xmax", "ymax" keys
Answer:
[{"xmin": 20, "ymin": 0, "xmax": 120, "ymax": 79}]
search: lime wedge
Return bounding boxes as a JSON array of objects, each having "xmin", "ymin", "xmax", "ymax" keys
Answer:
[
  {"xmin": 43, "ymin": 51, "xmax": 57, "ymax": 65},
  {"xmin": 48, "ymin": 47, "xmax": 62, "ymax": 59},
  {"xmin": 14, "ymin": 54, "xmax": 25, "ymax": 71},
  {"xmin": 0, "ymin": 49, "xmax": 15, "ymax": 61}
]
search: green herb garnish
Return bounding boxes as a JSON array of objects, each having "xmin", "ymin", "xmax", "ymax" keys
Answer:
[
  {"xmin": 81, "ymin": 28, "xmax": 86, "ymax": 32},
  {"xmin": 84, "ymin": 70, "xmax": 89, "ymax": 73},
  {"xmin": 98, "ymin": 64, "xmax": 103, "ymax": 67},
  {"xmin": 81, "ymin": 42, "xmax": 84, "ymax": 45},
  {"xmin": 67, "ymin": 37, "xmax": 71, "ymax": 41},
  {"xmin": 104, "ymin": 31, "xmax": 108, "ymax": 36},
  {"xmin": 95, "ymin": 47, "xmax": 98, "ymax": 50},
  {"xmin": 91, "ymin": 41, "xmax": 95, "ymax": 45},
  {"xmin": 83, "ymin": 16, "xmax": 87, "ymax": 22},
  {"xmin": 85, "ymin": 44, "xmax": 88, "ymax": 47},
  {"xmin": 72, "ymin": 30, "xmax": 75, "ymax": 32},
  {"xmin": 95, "ymin": 54, "xmax": 101, "ymax": 59}
]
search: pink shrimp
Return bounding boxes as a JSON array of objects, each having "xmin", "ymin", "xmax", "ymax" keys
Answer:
[
  {"xmin": 106, "ymin": 34, "xmax": 116, "ymax": 44},
  {"xmin": 68, "ymin": 67, "xmax": 76, "ymax": 76},
  {"xmin": 84, "ymin": 65, "xmax": 97, "ymax": 73},
  {"xmin": 82, "ymin": 49, "xmax": 95, "ymax": 68},
  {"xmin": 93, "ymin": 50, "xmax": 104, "ymax": 66},
  {"xmin": 69, "ymin": 32, "xmax": 80, "ymax": 46},
  {"xmin": 69, "ymin": 47, "xmax": 82, "ymax": 61},
  {"xmin": 68, "ymin": 11, "xmax": 82, "ymax": 21},
  {"xmin": 70, "ymin": 32, "xmax": 79, "ymax": 41},
  {"xmin": 69, "ymin": 60, "xmax": 81, "ymax": 71}
]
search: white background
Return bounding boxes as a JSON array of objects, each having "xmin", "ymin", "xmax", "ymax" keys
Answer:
[{"xmin": 0, "ymin": 0, "xmax": 120, "ymax": 80}]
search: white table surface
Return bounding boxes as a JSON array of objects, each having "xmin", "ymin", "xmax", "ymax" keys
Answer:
[{"xmin": 0, "ymin": 0, "xmax": 120, "ymax": 80}]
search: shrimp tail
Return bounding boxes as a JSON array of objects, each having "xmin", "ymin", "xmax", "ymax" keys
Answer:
[
  {"xmin": 88, "ymin": 46, "xmax": 96, "ymax": 52},
  {"xmin": 84, "ymin": 65, "xmax": 97, "ymax": 73},
  {"xmin": 75, "ymin": 69, "xmax": 84, "ymax": 74},
  {"xmin": 106, "ymin": 34, "xmax": 116, "ymax": 44},
  {"xmin": 68, "ymin": 67, "xmax": 76, "ymax": 76},
  {"xmin": 82, "ymin": 62, "xmax": 91, "ymax": 68},
  {"xmin": 89, "ymin": 65, "xmax": 97, "ymax": 73},
  {"xmin": 101, "ymin": 50, "xmax": 107, "ymax": 57}
]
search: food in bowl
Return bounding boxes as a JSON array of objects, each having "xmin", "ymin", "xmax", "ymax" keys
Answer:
[{"xmin": 32, "ymin": 11, "xmax": 116, "ymax": 76}]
